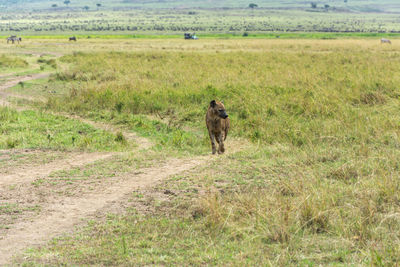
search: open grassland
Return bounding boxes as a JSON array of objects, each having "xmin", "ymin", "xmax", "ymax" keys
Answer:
[
  {"xmin": 2, "ymin": 8, "xmax": 400, "ymax": 35},
  {"xmin": 8, "ymin": 38, "xmax": 399, "ymax": 265},
  {"xmin": 46, "ymin": 39, "xmax": 400, "ymax": 146},
  {"xmin": 1, "ymin": 0, "xmax": 400, "ymax": 35},
  {"xmin": 3, "ymin": 0, "xmax": 399, "ymax": 11}
]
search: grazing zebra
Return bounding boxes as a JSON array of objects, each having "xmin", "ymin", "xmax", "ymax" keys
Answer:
[
  {"xmin": 69, "ymin": 36, "xmax": 77, "ymax": 41},
  {"xmin": 381, "ymin": 38, "xmax": 392, "ymax": 44},
  {"xmin": 6, "ymin": 36, "xmax": 20, "ymax": 44}
]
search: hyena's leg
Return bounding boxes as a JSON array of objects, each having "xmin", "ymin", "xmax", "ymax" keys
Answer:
[
  {"xmin": 217, "ymin": 133, "xmax": 225, "ymax": 154},
  {"xmin": 208, "ymin": 130, "xmax": 217, "ymax": 154}
]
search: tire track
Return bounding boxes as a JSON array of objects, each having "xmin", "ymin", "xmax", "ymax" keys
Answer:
[
  {"xmin": 0, "ymin": 152, "xmax": 116, "ymax": 187},
  {"xmin": 0, "ymin": 73, "xmax": 50, "ymax": 92},
  {"xmin": 0, "ymin": 73, "xmax": 50, "ymax": 108},
  {"xmin": 0, "ymin": 156, "xmax": 209, "ymax": 265}
]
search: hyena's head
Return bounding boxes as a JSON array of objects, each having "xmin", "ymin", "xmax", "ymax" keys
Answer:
[{"xmin": 210, "ymin": 100, "xmax": 228, "ymax": 119}]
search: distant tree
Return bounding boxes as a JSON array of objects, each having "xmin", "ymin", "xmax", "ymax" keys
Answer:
[
  {"xmin": 83, "ymin": 5, "xmax": 89, "ymax": 10},
  {"xmin": 96, "ymin": 3, "xmax": 101, "ymax": 8},
  {"xmin": 310, "ymin": 2, "xmax": 317, "ymax": 8},
  {"xmin": 324, "ymin": 4, "xmax": 330, "ymax": 8},
  {"xmin": 248, "ymin": 3, "xmax": 258, "ymax": 8},
  {"xmin": 243, "ymin": 32, "xmax": 249, "ymax": 37},
  {"xmin": 51, "ymin": 4, "xmax": 57, "ymax": 7},
  {"xmin": 63, "ymin": 0, "xmax": 70, "ymax": 6},
  {"xmin": 344, "ymin": 0, "xmax": 348, "ymax": 2}
]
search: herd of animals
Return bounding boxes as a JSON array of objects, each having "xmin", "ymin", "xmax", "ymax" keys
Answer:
[
  {"xmin": 5, "ymin": 36, "xmax": 394, "ymax": 44},
  {"xmin": 6, "ymin": 35, "xmax": 77, "ymax": 43}
]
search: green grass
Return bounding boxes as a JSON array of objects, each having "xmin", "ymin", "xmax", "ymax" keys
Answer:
[
  {"xmin": 0, "ymin": 54, "xmax": 55, "ymax": 77},
  {"xmin": 44, "ymin": 98, "xmax": 210, "ymax": 155},
  {"xmin": 6, "ymin": 78, "xmax": 69, "ymax": 100},
  {"xmin": 86, "ymin": 112, "xmax": 209, "ymax": 155},
  {"xmin": 45, "ymin": 45, "xmax": 400, "ymax": 148},
  {"xmin": 0, "ymin": 107, "xmax": 131, "ymax": 151},
  {"xmin": 11, "ymin": 39, "xmax": 400, "ymax": 265}
]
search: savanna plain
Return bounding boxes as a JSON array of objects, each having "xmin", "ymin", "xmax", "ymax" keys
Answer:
[{"xmin": 0, "ymin": 38, "xmax": 399, "ymax": 266}]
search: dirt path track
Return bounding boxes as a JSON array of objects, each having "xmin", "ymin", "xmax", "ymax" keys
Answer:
[
  {"xmin": 0, "ymin": 73, "xmax": 50, "ymax": 108},
  {"xmin": 0, "ymin": 73, "xmax": 50, "ymax": 92},
  {"xmin": 0, "ymin": 152, "xmax": 115, "ymax": 187},
  {"xmin": 0, "ymin": 156, "xmax": 208, "ymax": 265}
]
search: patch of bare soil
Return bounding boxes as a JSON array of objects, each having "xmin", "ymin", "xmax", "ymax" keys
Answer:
[{"xmin": 0, "ymin": 155, "xmax": 210, "ymax": 265}]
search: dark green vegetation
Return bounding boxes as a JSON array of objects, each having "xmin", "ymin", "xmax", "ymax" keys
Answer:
[
  {"xmin": 16, "ymin": 40, "xmax": 400, "ymax": 265},
  {"xmin": 1, "ymin": 0, "xmax": 400, "ymax": 35}
]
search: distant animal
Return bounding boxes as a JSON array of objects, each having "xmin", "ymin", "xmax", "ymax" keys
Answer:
[
  {"xmin": 206, "ymin": 100, "xmax": 230, "ymax": 154},
  {"xmin": 69, "ymin": 36, "xmax": 77, "ymax": 41},
  {"xmin": 381, "ymin": 38, "xmax": 391, "ymax": 44},
  {"xmin": 6, "ymin": 36, "xmax": 20, "ymax": 44}
]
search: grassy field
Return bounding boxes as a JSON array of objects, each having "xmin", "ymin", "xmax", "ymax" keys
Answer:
[
  {"xmin": 0, "ymin": 107, "xmax": 132, "ymax": 151},
  {"xmin": 2, "ymin": 0, "xmax": 400, "ymax": 11},
  {"xmin": 1, "ymin": 1, "xmax": 400, "ymax": 35},
  {"xmin": 3, "ymin": 38, "xmax": 397, "ymax": 265},
  {"xmin": 2, "ymin": 9, "xmax": 400, "ymax": 35}
]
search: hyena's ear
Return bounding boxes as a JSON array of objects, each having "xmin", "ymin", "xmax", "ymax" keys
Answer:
[
  {"xmin": 210, "ymin": 100, "xmax": 216, "ymax": 107},
  {"xmin": 220, "ymin": 100, "xmax": 224, "ymax": 104}
]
